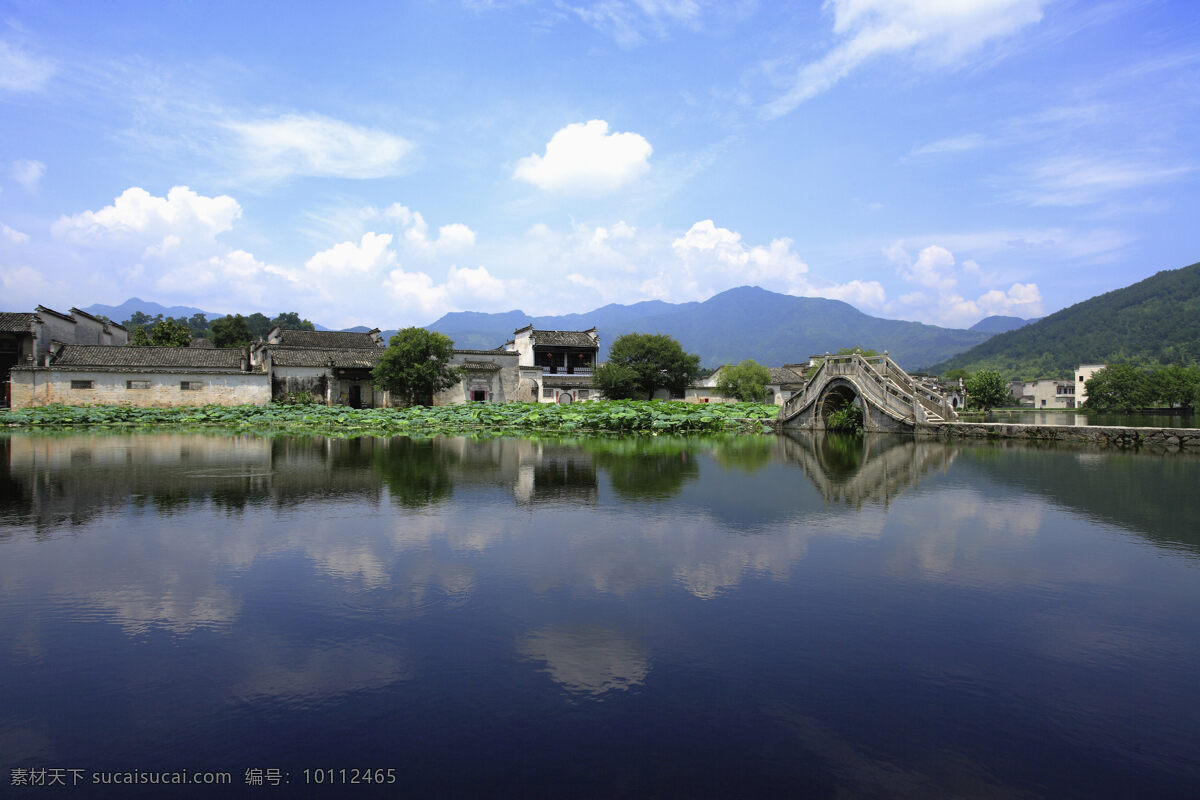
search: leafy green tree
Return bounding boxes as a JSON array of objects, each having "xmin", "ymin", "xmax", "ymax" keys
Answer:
[
  {"xmin": 245, "ymin": 312, "xmax": 273, "ymax": 340},
  {"xmin": 372, "ymin": 328, "xmax": 460, "ymax": 407},
  {"xmin": 211, "ymin": 314, "xmax": 253, "ymax": 348},
  {"xmin": 1085, "ymin": 364, "xmax": 1151, "ymax": 413},
  {"xmin": 128, "ymin": 316, "xmax": 190, "ymax": 346},
  {"xmin": 1147, "ymin": 364, "xmax": 1200, "ymax": 409},
  {"xmin": 836, "ymin": 346, "xmax": 880, "ymax": 357},
  {"xmin": 187, "ymin": 313, "xmax": 210, "ymax": 338},
  {"xmin": 597, "ymin": 333, "xmax": 700, "ymax": 400},
  {"xmin": 964, "ymin": 370, "xmax": 1009, "ymax": 410},
  {"xmin": 271, "ymin": 311, "xmax": 315, "ymax": 331},
  {"xmin": 715, "ymin": 359, "xmax": 771, "ymax": 402}
]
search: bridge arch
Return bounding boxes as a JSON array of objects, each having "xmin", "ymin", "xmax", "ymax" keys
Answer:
[{"xmin": 817, "ymin": 378, "xmax": 863, "ymax": 426}]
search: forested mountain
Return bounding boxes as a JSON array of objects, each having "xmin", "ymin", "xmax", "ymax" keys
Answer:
[
  {"xmin": 969, "ymin": 315, "xmax": 1034, "ymax": 333},
  {"xmin": 428, "ymin": 286, "xmax": 992, "ymax": 370},
  {"xmin": 930, "ymin": 261, "xmax": 1200, "ymax": 379}
]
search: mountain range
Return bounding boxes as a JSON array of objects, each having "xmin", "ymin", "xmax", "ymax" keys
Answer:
[
  {"xmin": 426, "ymin": 286, "xmax": 992, "ymax": 369},
  {"xmin": 930, "ymin": 261, "xmax": 1200, "ymax": 379}
]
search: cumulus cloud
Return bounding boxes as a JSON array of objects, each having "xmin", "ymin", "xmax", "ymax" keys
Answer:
[
  {"xmin": 10, "ymin": 160, "xmax": 45, "ymax": 190},
  {"xmin": 514, "ymin": 120, "xmax": 652, "ymax": 194},
  {"xmin": 383, "ymin": 264, "xmax": 514, "ymax": 319},
  {"xmin": 0, "ymin": 41, "xmax": 54, "ymax": 92},
  {"xmin": 382, "ymin": 204, "xmax": 477, "ymax": 255},
  {"xmin": 53, "ymin": 185, "xmax": 240, "ymax": 244},
  {"xmin": 224, "ymin": 113, "xmax": 414, "ymax": 182},
  {"xmin": 886, "ymin": 240, "xmax": 1042, "ymax": 325},
  {"xmin": 765, "ymin": 0, "xmax": 1048, "ymax": 117}
]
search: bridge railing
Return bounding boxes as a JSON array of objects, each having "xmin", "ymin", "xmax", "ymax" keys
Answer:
[{"xmin": 780, "ymin": 351, "xmax": 958, "ymax": 424}]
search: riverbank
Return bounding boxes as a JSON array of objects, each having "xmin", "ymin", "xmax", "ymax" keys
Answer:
[
  {"xmin": 916, "ymin": 421, "xmax": 1200, "ymax": 451},
  {"xmin": 0, "ymin": 400, "xmax": 778, "ymax": 437}
]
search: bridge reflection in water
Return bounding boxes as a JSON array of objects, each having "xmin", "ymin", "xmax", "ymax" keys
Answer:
[{"xmin": 778, "ymin": 429, "xmax": 957, "ymax": 509}]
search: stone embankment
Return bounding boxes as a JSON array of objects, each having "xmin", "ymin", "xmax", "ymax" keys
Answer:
[{"xmin": 914, "ymin": 421, "xmax": 1200, "ymax": 451}]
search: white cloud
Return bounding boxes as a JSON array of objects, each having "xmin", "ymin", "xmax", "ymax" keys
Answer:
[
  {"xmin": 0, "ymin": 41, "xmax": 54, "ymax": 92},
  {"xmin": 382, "ymin": 204, "xmax": 477, "ymax": 256},
  {"xmin": 514, "ymin": 120, "xmax": 652, "ymax": 194},
  {"xmin": 908, "ymin": 133, "xmax": 988, "ymax": 157},
  {"xmin": 10, "ymin": 160, "xmax": 45, "ymax": 189},
  {"xmin": 887, "ymin": 240, "xmax": 1042, "ymax": 325},
  {"xmin": 53, "ymin": 185, "xmax": 240, "ymax": 244},
  {"xmin": 224, "ymin": 113, "xmax": 414, "ymax": 182},
  {"xmin": 765, "ymin": 0, "xmax": 1048, "ymax": 117},
  {"xmin": 1, "ymin": 224, "xmax": 29, "ymax": 245},
  {"xmin": 382, "ymin": 264, "xmax": 515, "ymax": 319},
  {"xmin": 998, "ymin": 153, "xmax": 1194, "ymax": 207},
  {"xmin": 567, "ymin": 0, "xmax": 704, "ymax": 47},
  {"xmin": 305, "ymin": 233, "xmax": 397, "ymax": 276}
]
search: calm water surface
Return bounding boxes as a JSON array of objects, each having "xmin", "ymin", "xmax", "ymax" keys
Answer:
[
  {"xmin": 982, "ymin": 409, "xmax": 1197, "ymax": 427},
  {"xmin": 2, "ymin": 431, "xmax": 1199, "ymax": 798}
]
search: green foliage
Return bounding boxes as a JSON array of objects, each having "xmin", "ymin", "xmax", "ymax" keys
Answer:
[
  {"xmin": 836, "ymin": 346, "xmax": 880, "ymax": 357},
  {"xmin": 600, "ymin": 333, "xmax": 701, "ymax": 400},
  {"xmin": 1085, "ymin": 364, "xmax": 1152, "ymax": 413},
  {"xmin": 0, "ymin": 400, "xmax": 778, "ymax": 437},
  {"xmin": 930, "ymin": 260, "xmax": 1200, "ymax": 378},
  {"xmin": 211, "ymin": 314, "xmax": 253, "ymax": 348},
  {"xmin": 824, "ymin": 397, "xmax": 864, "ymax": 432},
  {"xmin": 271, "ymin": 311, "xmax": 315, "ymax": 331},
  {"xmin": 128, "ymin": 317, "xmax": 190, "ymax": 347},
  {"xmin": 1147, "ymin": 364, "xmax": 1200, "ymax": 410},
  {"xmin": 965, "ymin": 370, "xmax": 1009, "ymax": 410},
  {"xmin": 372, "ymin": 328, "xmax": 460, "ymax": 407},
  {"xmin": 274, "ymin": 391, "xmax": 317, "ymax": 405},
  {"xmin": 245, "ymin": 313, "xmax": 273, "ymax": 340},
  {"xmin": 943, "ymin": 368, "xmax": 970, "ymax": 381},
  {"xmin": 715, "ymin": 359, "xmax": 771, "ymax": 402}
]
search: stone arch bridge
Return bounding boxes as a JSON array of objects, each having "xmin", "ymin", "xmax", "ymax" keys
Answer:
[{"xmin": 778, "ymin": 352, "xmax": 958, "ymax": 432}]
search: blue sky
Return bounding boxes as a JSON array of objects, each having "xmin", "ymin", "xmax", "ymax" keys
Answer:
[{"xmin": 1, "ymin": 0, "xmax": 1197, "ymax": 330}]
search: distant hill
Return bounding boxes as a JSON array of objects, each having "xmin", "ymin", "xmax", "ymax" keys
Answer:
[
  {"xmin": 969, "ymin": 315, "xmax": 1034, "ymax": 334},
  {"xmin": 83, "ymin": 297, "xmax": 219, "ymax": 322},
  {"xmin": 428, "ymin": 285, "xmax": 992, "ymax": 371},
  {"xmin": 929, "ymin": 261, "xmax": 1200, "ymax": 379}
]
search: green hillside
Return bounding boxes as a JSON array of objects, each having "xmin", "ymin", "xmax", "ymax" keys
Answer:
[{"xmin": 930, "ymin": 261, "xmax": 1200, "ymax": 379}]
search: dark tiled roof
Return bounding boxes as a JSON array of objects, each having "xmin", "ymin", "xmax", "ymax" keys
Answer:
[
  {"xmin": 533, "ymin": 330, "xmax": 596, "ymax": 348},
  {"xmin": 274, "ymin": 329, "xmax": 380, "ymax": 349},
  {"xmin": 453, "ymin": 348, "xmax": 517, "ymax": 357},
  {"xmin": 0, "ymin": 312, "xmax": 36, "ymax": 333},
  {"xmin": 35, "ymin": 305, "xmax": 75, "ymax": 322},
  {"xmin": 269, "ymin": 347, "xmax": 384, "ymax": 368},
  {"xmin": 53, "ymin": 345, "xmax": 246, "ymax": 369},
  {"xmin": 768, "ymin": 367, "xmax": 805, "ymax": 385}
]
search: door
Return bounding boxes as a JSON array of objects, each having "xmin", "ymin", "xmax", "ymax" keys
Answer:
[{"xmin": 348, "ymin": 384, "xmax": 362, "ymax": 408}]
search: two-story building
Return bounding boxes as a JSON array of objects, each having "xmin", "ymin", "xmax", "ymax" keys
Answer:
[
  {"xmin": 1, "ymin": 307, "xmax": 128, "ymax": 407},
  {"xmin": 506, "ymin": 326, "xmax": 600, "ymax": 404}
]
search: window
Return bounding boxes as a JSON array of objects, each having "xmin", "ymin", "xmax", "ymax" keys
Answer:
[
  {"xmin": 180, "ymin": 381, "xmax": 204, "ymax": 391},
  {"xmin": 70, "ymin": 380, "xmax": 94, "ymax": 390},
  {"xmin": 126, "ymin": 380, "xmax": 150, "ymax": 390},
  {"xmin": 577, "ymin": 389, "xmax": 589, "ymax": 400},
  {"xmin": 543, "ymin": 386, "xmax": 554, "ymax": 398}
]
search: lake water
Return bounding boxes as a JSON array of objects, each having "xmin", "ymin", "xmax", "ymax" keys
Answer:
[
  {"xmin": 2, "ymin": 431, "xmax": 1200, "ymax": 798},
  {"xmin": 982, "ymin": 409, "xmax": 1197, "ymax": 427}
]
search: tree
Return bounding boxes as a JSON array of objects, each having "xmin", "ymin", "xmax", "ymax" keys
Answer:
[
  {"xmin": 964, "ymin": 370, "xmax": 1009, "ymax": 410},
  {"xmin": 1085, "ymin": 364, "xmax": 1151, "ymax": 413},
  {"xmin": 715, "ymin": 359, "xmax": 771, "ymax": 402},
  {"xmin": 128, "ymin": 316, "xmax": 190, "ymax": 347},
  {"xmin": 1147, "ymin": 364, "xmax": 1200, "ymax": 410},
  {"xmin": 245, "ymin": 312, "xmax": 273, "ymax": 341},
  {"xmin": 836, "ymin": 346, "xmax": 880, "ymax": 357},
  {"xmin": 211, "ymin": 314, "xmax": 253, "ymax": 348},
  {"xmin": 596, "ymin": 333, "xmax": 700, "ymax": 400},
  {"xmin": 372, "ymin": 328, "xmax": 460, "ymax": 407},
  {"xmin": 187, "ymin": 313, "xmax": 210, "ymax": 338},
  {"xmin": 271, "ymin": 311, "xmax": 315, "ymax": 331}
]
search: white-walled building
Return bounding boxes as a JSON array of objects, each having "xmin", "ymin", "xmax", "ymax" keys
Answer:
[{"xmin": 1075, "ymin": 364, "xmax": 1106, "ymax": 406}]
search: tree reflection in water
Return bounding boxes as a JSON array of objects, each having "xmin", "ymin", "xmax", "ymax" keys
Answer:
[
  {"xmin": 585, "ymin": 437, "xmax": 701, "ymax": 501},
  {"xmin": 372, "ymin": 438, "xmax": 458, "ymax": 509}
]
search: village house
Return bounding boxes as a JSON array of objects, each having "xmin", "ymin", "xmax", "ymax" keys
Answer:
[
  {"xmin": 434, "ymin": 348, "xmax": 542, "ymax": 405},
  {"xmin": 1075, "ymin": 364, "xmax": 1106, "ymax": 406},
  {"xmin": 506, "ymin": 326, "xmax": 600, "ymax": 404},
  {"xmin": 1011, "ymin": 378, "xmax": 1077, "ymax": 408},
  {"xmin": 252, "ymin": 327, "xmax": 387, "ymax": 408},
  {"xmin": 2, "ymin": 307, "xmax": 129, "ymax": 407},
  {"xmin": 9, "ymin": 343, "xmax": 269, "ymax": 407}
]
